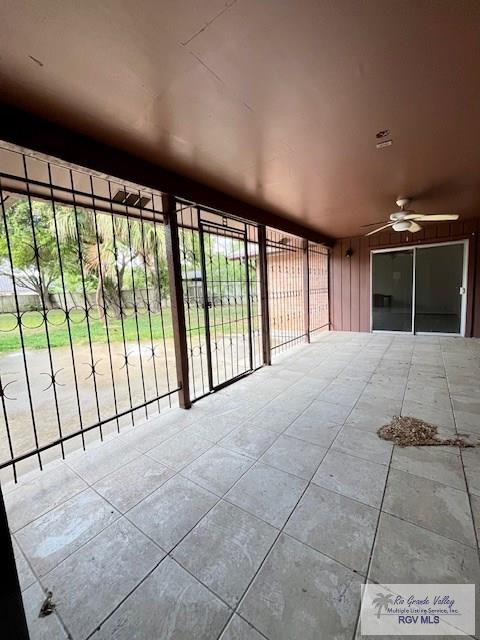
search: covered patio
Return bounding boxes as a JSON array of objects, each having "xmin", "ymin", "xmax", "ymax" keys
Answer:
[
  {"xmin": 6, "ymin": 332, "xmax": 479, "ymax": 640},
  {"xmin": 1, "ymin": 2, "xmax": 480, "ymax": 638}
]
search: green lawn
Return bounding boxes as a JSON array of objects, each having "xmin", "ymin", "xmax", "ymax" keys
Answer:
[{"xmin": 0, "ymin": 306, "xmax": 258, "ymax": 353}]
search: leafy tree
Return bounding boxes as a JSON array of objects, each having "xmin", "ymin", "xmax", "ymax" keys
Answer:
[{"xmin": 0, "ymin": 200, "xmax": 77, "ymax": 309}]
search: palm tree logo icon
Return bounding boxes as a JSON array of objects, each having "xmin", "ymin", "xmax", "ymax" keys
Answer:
[{"xmin": 372, "ymin": 592, "xmax": 394, "ymax": 619}]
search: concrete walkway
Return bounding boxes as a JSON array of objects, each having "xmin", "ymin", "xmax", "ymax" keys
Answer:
[{"xmin": 4, "ymin": 331, "xmax": 480, "ymax": 639}]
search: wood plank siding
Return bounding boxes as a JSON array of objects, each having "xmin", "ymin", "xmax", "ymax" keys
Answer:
[{"xmin": 331, "ymin": 218, "xmax": 480, "ymax": 337}]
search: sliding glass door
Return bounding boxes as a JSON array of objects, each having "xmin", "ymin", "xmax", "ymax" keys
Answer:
[
  {"xmin": 372, "ymin": 250, "xmax": 414, "ymax": 331},
  {"xmin": 371, "ymin": 241, "xmax": 467, "ymax": 335},
  {"xmin": 414, "ymin": 244, "xmax": 465, "ymax": 334}
]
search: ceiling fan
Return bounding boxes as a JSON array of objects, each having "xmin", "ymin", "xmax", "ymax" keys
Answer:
[{"xmin": 363, "ymin": 198, "xmax": 459, "ymax": 236}]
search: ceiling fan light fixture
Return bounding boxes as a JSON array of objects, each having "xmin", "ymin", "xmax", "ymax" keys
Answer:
[
  {"xmin": 392, "ymin": 220, "xmax": 412, "ymax": 232},
  {"xmin": 364, "ymin": 198, "xmax": 458, "ymax": 237}
]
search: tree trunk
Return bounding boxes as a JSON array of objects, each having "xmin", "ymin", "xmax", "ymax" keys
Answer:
[
  {"xmin": 112, "ymin": 264, "xmax": 126, "ymax": 319},
  {"xmin": 40, "ymin": 282, "xmax": 54, "ymax": 310},
  {"xmin": 95, "ymin": 279, "xmax": 105, "ymax": 320},
  {"xmin": 150, "ymin": 271, "xmax": 161, "ymax": 312},
  {"xmin": 150, "ymin": 253, "xmax": 164, "ymax": 312}
]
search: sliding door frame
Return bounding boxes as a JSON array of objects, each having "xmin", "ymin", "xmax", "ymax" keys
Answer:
[{"xmin": 370, "ymin": 239, "xmax": 468, "ymax": 336}]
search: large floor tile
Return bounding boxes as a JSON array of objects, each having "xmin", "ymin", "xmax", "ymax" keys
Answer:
[
  {"xmin": 93, "ymin": 455, "xmax": 174, "ymax": 512},
  {"xmin": 16, "ymin": 488, "xmax": 120, "ymax": 576},
  {"xmin": 343, "ymin": 407, "xmax": 393, "ymax": 434},
  {"xmin": 403, "ymin": 385, "xmax": 452, "ymax": 410},
  {"xmin": 220, "ymin": 615, "xmax": 264, "ymax": 640},
  {"xmin": 127, "ymin": 475, "xmax": 217, "ymax": 550},
  {"xmin": 65, "ymin": 437, "xmax": 141, "ymax": 484},
  {"xmin": 301, "ymin": 399, "xmax": 352, "ymax": 424},
  {"xmin": 191, "ymin": 410, "xmax": 242, "ymax": 442},
  {"xmin": 147, "ymin": 431, "xmax": 212, "ymax": 470},
  {"xmin": 225, "ymin": 463, "xmax": 306, "ymax": 528},
  {"xmin": 312, "ymin": 449, "xmax": 388, "ymax": 508},
  {"xmin": 92, "ymin": 558, "xmax": 230, "ymax": 640},
  {"xmin": 317, "ymin": 380, "xmax": 366, "ymax": 409},
  {"xmin": 363, "ymin": 378, "xmax": 406, "ymax": 401},
  {"xmin": 401, "ymin": 399, "xmax": 455, "ymax": 429},
  {"xmin": 465, "ymin": 466, "xmax": 480, "ymax": 496},
  {"xmin": 448, "ymin": 378, "xmax": 480, "ymax": 398},
  {"xmin": 390, "ymin": 446, "xmax": 466, "ymax": 489},
  {"xmin": 383, "ymin": 469, "xmax": 476, "ymax": 547},
  {"xmin": 260, "ymin": 435, "xmax": 327, "ymax": 480},
  {"xmin": 120, "ymin": 419, "xmax": 187, "ymax": 453},
  {"xmin": 189, "ymin": 416, "xmax": 239, "ymax": 444},
  {"xmin": 332, "ymin": 425, "xmax": 393, "ymax": 465},
  {"xmin": 180, "ymin": 445, "xmax": 253, "ymax": 496},
  {"xmin": 452, "ymin": 394, "xmax": 480, "ymax": 434},
  {"xmin": 5, "ymin": 463, "xmax": 87, "ymax": 532},
  {"xmin": 470, "ymin": 494, "xmax": 480, "ymax": 543},
  {"xmin": 220, "ymin": 424, "xmax": 278, "ymax": 459},
  {"xmin": 239, "ymin": 534, "xmax": 361, "ymax": 640},
  {"xmin": 173, "ymin": 501, "xmax": 277, "ymax": 606},
  {"xmin": 13, "ymin": 537, "xmax": 36, "ymax": 591},
  {"xmin": 463, "ymin": 447, "xmax": 480, "ymax": 496},
  {"xmin": 370, "ymin": 513, "xmax": 480, "ymax": 585},
  {"xmin": 244, "ymin": 404, "xmax": 303, "ymax": 433},
  {"xmin": 265, "ymin": 389, "xmax": 320, "ymax": 413},
  {"xmin": 284, "ymin": 415, "xmax": 341, "ymax": 447},
  {"xmin": 22, "ymin": 581, "xmax": 68, "ymax": 640},
  {"xmin": 355, "ymin": 392, "xmax": 402, "ymax": 416},
  {"xmin": 44, "ymin": 518, "xmax": 164, "ymax": 639},
  {"xmin": 285, "ymin": 484, "xmax": 377, "ymax": 574}
]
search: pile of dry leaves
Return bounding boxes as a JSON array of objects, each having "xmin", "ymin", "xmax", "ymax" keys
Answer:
[{"xmin": 377, "ymin": 415, "xmax": 474, "ymax": 448}]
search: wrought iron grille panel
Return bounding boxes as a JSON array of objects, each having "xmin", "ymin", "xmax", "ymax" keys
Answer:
[
  {"xmin": 308, "ymin": 243, "xmax": 330, "ymax": 333},
  {"xmin": 177, "ymin": 205, "xmax": 262, "ymax": 400},
  {"xmin": 0, "ymin": 147, "xmax": 178, "ymax": 480},
  {"xmin": 0, "ymin": 143, "xmax": 331, "ymax": 479},
  {"xmin": 266, "ymin": 228, "xmax": 306, "ymax": 355}
]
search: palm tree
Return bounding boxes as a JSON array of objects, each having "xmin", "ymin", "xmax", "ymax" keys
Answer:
[
  {"xmin": 128, "ymin": 219, "xmax": 167, "ymax": 312},
  {"xmin": 372, "ymin": 593, "xmax": 394, "ymax": 619},
  {"xmin": 55, "ymin": 206, "xmax": 167, "ymax": 320},
  {"xmin": 55, "ymin": 208, "xmax": 131, "ymax": 319}
]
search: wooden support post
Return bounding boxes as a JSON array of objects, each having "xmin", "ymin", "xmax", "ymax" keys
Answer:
[
  {"xmin": 303, "ymin": 239, "xmax": 310, "ymax": 343},
  {"xmin": 163, "ymin": 194, "xmax": 191, "ymax": 409},
  {"xmin": 327, "ymin": 249, "xmax": 332, "ymax": 329},
  {"xmin": 258, "ymin": 225, "xmax": 271, "ymax": 366},
  {"xmin": 0, "ymin": 484, "xmax": 30, "ymax": 640}
]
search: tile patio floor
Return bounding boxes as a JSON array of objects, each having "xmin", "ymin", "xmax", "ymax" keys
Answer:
[{"xmin": 4, "ymin": 331, "xmax": 480, "ymax": 640}]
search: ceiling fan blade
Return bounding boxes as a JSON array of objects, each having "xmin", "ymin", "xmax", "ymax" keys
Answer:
[
  {"xmin": 360, "ymin": 220, "xmax": 389, "ymax": 228},
  {"xmin": 408, "ymin": 222, "xmax": 423, "ymax": 233},
  {"xmin": 365, "ymin": 222, "xmax": 395, "ymax": 236},
  {"xmin": 411, "ymin": 214, "xmax": 459, "ymax": 222}
]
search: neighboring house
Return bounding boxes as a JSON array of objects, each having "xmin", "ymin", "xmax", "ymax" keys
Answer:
[
  {"xmin": 183, "ymin": 270, "xmax": 204, "ymax": 306},
  {"xmin": 0, "ymin": 272, "xmax": 40, "ymax": 312}
]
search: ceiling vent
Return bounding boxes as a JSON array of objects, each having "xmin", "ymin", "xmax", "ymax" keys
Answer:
[{"xmin": 112, "ymin": 189, "xmax": 151, "ymax": 209}]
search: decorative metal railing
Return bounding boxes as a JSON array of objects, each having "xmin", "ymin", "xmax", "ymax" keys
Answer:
[
  {"xmin": 308, "ymin": 243, "xmax": 330, "ymax": 333},
  {"xmin": 176, "ymin": 204, "xmax": 262, "ymax": 400},
  {"xmin": 0, "ymin": 147, "xmax": 178, "ymax": 480},
  {"xmin": 266, "ymin": 228, "xmax": 307, "ymax": 354},
  {"xmin": 0, "ymin": 144, "xmax": 329, "ymax": 480}
]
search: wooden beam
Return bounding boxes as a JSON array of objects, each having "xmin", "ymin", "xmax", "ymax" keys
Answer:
[
  {"xmin": 257, "ymin": 225, "xmax": 272, "ymax": 365},
  {"xmin": 327, "ymin": 250, "xmax": 332, "ymax": 328},
  {"xmin": 0, "ymin": 104, "xmax": 333, "ymax": 246},
  {"xmin": 163, "ymin": 194, "xmax": 191, "ymax": 409},
  {"xmin": 303, "ymin": 239, "xmax": 310, "ymax": 342}
]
